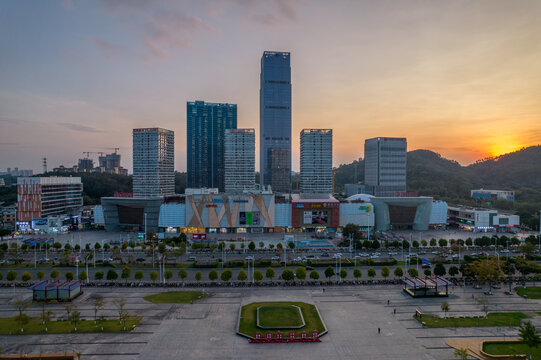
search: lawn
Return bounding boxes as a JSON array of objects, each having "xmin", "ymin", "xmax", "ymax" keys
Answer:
[
  {"xmin": 516, "ymin": 287, "xmax": 541, "ymax": 299},
  {"xmin": 257, "ymin": 305, "xmax": 304, "ymax": 328},
  {"xmin": 483, "ymin": 342, "xmax": 540, "ymax": 358},
  {"xmin": 0, "ymin": 316, "xmax": 141, "ymax": 335},
  {"xmin": 143, "ymin": 291, "xmax": 207, "ymax": 303},
  {"xmin": 414, "ymin": 312, "xmax": 528, "ymax": 328},
  {"xmin": 239, "ymin": 301, "xmax": 325, "ymax": 337}
]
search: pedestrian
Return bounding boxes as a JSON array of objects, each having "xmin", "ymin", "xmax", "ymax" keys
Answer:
[
  {"xmin": 378, "ymin": 327, "xmax": 380, "ymax": 334},
  {"xmin": 394, "ymin": 308, "xmax": 396, "ymax": 314},
  {"xmin": 387, "ymin": 299, "xmax": 390, "ymax": 305}
]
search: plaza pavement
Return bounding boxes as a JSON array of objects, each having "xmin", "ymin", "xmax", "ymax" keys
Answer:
[{"xmin": 0, "ymin": 284, "xmax": 539, "ymax": 359}]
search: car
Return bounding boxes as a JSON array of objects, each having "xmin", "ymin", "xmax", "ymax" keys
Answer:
[
  {"xmin": 187, "ymin": 256, "xmax": 196, "ymax": 262},
  {"xmin": 421, "ymin": 263, "xmax": 431, "ymax": 269},
  {"xmin": 500, "ymin": 249, "xmax": 510, "ymax": 253},
  {"xmin": 431, "ymin": 251, "xmax": 439, "ymax": 255},
  {"xmin": 293, "ymin": 257, "xmax": 302, "ymax": 262},
  {"xmin": 136, "ymin": 257, "xmax": 145, "ymax": 262},
  {"xmin": 321, "ymin": 253, "xmax": 330, "ymax": 257},
  {"xmin": 452, "ymin": 254, "xmax": 459, "ymax": 259},
  {"xmin": 333, "ymin": 254, "xmax": 342, "ymax": 259},
  {"xmin": 370, "ymin": 255, "xmax": 379, "ymax": 259},
  {"xmin": 245, "ymin": 256, "xmax": 254, "ymax": 261},
  {"xmin": 388, "ymin": 252, "xmax": 397, "ymax": 256},
  {"xmin": 271, "ymin": 256, "xmax": 280, "ymax": 261}
]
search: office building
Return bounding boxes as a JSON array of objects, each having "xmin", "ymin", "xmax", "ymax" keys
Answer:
[
  {"xmin": 133, "ymin": 128, "xmax": 175, "ymax": 197},
  {"xmin": 187, "ymin": 101, "xmax": 237, "ymax": 191},
  {"xmin": 300, "ymin": 129, "xmax": 333, "ymax": 194},
  {"xmin": 17, "ymin": 177, "xmax": 83, "ymax": 222},
  {"xmin": 260, "ymin": 51, "xmax": 292, "ymax": 193},
  {"xmin": 364, "ymin": 137, "xmax": 407, "ymax": 197},
  {"xmin": 224, "ymin": 128, "xmax": 255, "ymax": 193}
]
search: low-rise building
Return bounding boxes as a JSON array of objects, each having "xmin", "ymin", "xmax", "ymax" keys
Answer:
[
  {"xmin": 471, "ymin": 189, "xmax": 515, "ymax": 201},
  {"xmin": 447, "ymin": 205, "xmax": 519, "ymax": 232}
]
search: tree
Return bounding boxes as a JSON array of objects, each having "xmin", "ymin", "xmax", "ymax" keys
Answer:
[
  {"xmin": 53, "ymin": 242, "xmax": 62, "ymax": 250},
  {"xmin": 94, "ymin": 242, "xmax": 101, "ymax": 250},
  {"xmin": 441, "ymin": 301, "xmax": 450, "ymax": 319},
  {"xmin": 288, "ymin": 241, "xmax": 295, "ymax": 250},
  {"xmin": 259, "ymin": 241, "xmax": 264, "ymax": 249},
  {"xmin": 194, "ymin": 271, "xmax": 202, "ymax": 282},
  {"xmin": 7, "ymin": 270, "xmax": 17, "ymax": 282},
  {"xmin": 265, "ymin": 267, "xmax": 275, "ymax": 280},
  {"xmin": 472, "ymin": 258, "xmax": 504, "ymax": 289},
  {"xmin": 310, "ymin": 270, "xmax": 320, "ymax": 280},
  {"xmin": 448, "ymin": 266, "xmax": 459, "ymax": 277},
  {"xmin": 520, "ymin": 242, "xmax": 536, "ymax": 258},
  {"xmin": 408, "ymin": 268, "xmax": 419, "ymax": 278},
  {"xmin": 164, "ymin": 270, "xmax": 173, "ymax": 282},
  {"xmin": 412, "ymin": 240, "xmax": 419, "ymax": 249},
  {"xmin": 424, "ymin": 269, "xmax": 432, "ymax": 277},
  {"xmin": 37, "ymin": 270, "xmax": 45, "ymax": 280},
  {"xmin": 21, "ymin": 272, "xmax": 31, "ymax": 282},
  {"xmin": 217, "ymin": 242, "xmax": 225, "ymax": 251},
  {"xmin": 353, "ymin": 268, "xmax": 362, "ymax": 280},
  {"xmin": 248, "ymin": 241, "xmax": 256, "ymax": 251},
  {"xmin": 372, "ymin": 240, "xmax": 380, "ymax": 249},
  {"xmin": 381, "ymin": 266, "xmax": 390, "ymax": 279},
  {"xmin": 465, "ymin": 238, "xmax": 473, "ymax": 246},
  {"xmin": 394, "ymin": 267, "xmax": 404, "ymax": 278},
  {"xmin": 519, "ymin": 321, "xmax": 540, "ymax": 360},
  {"xmin": 134, "ymin": 270, "xmax": 144, "ymax": 281},
  {"xmin": 0, "ymin": 227, "xmax": 11, "ymax": 240},
  {"xmin": 150, "ymin": 270, "xmax": 158, "ymax": 283},
  {"xmin": 367, "ymin": 268, "xmax": 376, "ymax": 279},
  {"xmin": 340, "ymin": 269, "xmax": 347, "ymax": 280},
  {"xmin": 209, "ymin": 269, "xmax": 218, "ymax": 281},
  {"xmin": 71, "ymin": 310, "xmax": 81, "ymax": 331},
  {"xmin": 281, "ymin": 269, "xmax": 294, "ymax": 281},
  {"xmin": 324, "ymin": 266, "xmax": 335, "ymax": 279},
  {"xmin": 430, "ymin": 239, "xmax": 437, "ymax": 247},
  {"xmin": 107, "ymin": 269, "xmax": 118, "ymax": 281},
  {"xmin": 276, "ymin": 243, "xmax": 283, "ymax": 250},
  {"xmin": 178, "ymin": 268, "xmax": 188, "ymax": 283},
  {"xmin": 65, "ymin": 271, "xmax": 74, "ymax": 281},
  {"xmin": 421, "ymin": 240, "xmax": 428, "ymax": 247},
  {"xmin": 112, "ymin": 298, "xmax": 129, "ymax": 330},
  {"xmin": 12, "ymin": 298, "xmax": 30, "ymax": 331},
  {"xmin": 439, "ymin": 239, "xmax": 448, "ymax": 247},
  {"xmin": 476, "ymin": 297, "xmax": 489, "ymax": 318},
  {"xmin": 221, "ymin": 269, "xmax": 233, "ymax": 282},
  {"xmin": 434, "ymin": 263, "xmax": 446, "ymax": 276},
  {"xmin": 93, "ymin": 297, "xmax": 105, "ymax": 323},
  {"xmin": 454, "ymin": 348, "xmax": 469, "ymax": 360},
  {"xmin": 237, "ymin": 270, "xmax": 247, "ymax": 282},
  {"xmin": 229, "ymin": 243, "xmax": 236, "ymax": 251},
  {"xmin": 64, "ymin": 304, "xmax": 75, "ymax": 324},
  {"xmin": 95, "ymin": 270, "xmax": 104, "ymax": 281},
  {"xmin": 39, "ymin": 302, "xmax": 53, "ymax": 332},
  {"xmin": 254, "ymin": 270, "xmax": 263, "ymax": 282},
  {"xmin": 296, "ymin": 267, "xmax": 307, "ymax": 280},
  {"xmin": 121, "ymin": 267, "xmax": 131, "ymax": 282},
  {"xmin": 78, "ymin": 270, "xmax": 87, "ymax": 282}
]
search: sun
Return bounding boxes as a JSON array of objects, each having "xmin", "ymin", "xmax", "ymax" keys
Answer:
[{"xmin": 487, "ymin": 144, "xmax": 524, "ymax": 158}]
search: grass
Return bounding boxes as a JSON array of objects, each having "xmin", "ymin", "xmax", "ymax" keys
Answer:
[
  {"xmin": 414, "ymin": 312, "xmax": 529, "ymax": 328},
  {"xmin": 239, "ymin": 301, "xmax": 325, "ymax": 337},
  {"xmin": 143, "ymin": 291, "xmax": 207, "ymax": 303},
  {"xmin": 0, "ymin": 316, "xmax": 141, "ymax": 335},
  {"xmin": 516, "ymin": 287, "xmax": 541, "ymax": 299},
  {"xmin": 258, "ymin": 305, "xmax": 304, "ymax": 328},
  {"xmin": 483, "ymin": 342, "xmax": 540, "ymax": 358}
]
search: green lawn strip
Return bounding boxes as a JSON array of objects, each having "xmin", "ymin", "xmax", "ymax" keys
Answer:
[
  {"xmin": 0, "ymin": 317, "xmax": 141, "ymax": 335},
  {"xmin": 414, "ymin": 312, "xmax": 529, "ymax": 328},
  {"xmin": 143, "ymin": 291, "xmax": 207, "ymax": 303},
  {"xmin": 239, "ymin": 302, "xmax": 325, "ymax": 337},
  {"xmin": 258, "ymin": 306, "xmax": 303, "ymax": 328},
  {"xmin": 483, "ymin": 342, "xmax": 540, "ymax": 357},
  {"xmin": 516, "ymin": 287, "xmax": 541, "ymax": 299}
]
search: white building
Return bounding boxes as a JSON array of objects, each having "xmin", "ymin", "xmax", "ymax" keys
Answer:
[
  {"xmin": 471, "ymin": 189, "xmax": 515, "ymax": 201},
  {"xmin": 132, "ymin": 128, "xmax": 175, "ymax": 197},
  {"xmin": 224, "ymin": 128, "xmax": 255, "ymax": 193},
  {"xmin": 300, "ymin": 129, "xmax": 333, "ymax": 194},
  {"xmin": 447, "ymin": 205, "xmax": 519, "ymax": 232},
  {"xmin": 364, "ymin": 137, "xmax": 407, "ymax": 197},
  {"xmin": 339, "ymin": 202, "xmax": 375, "ymax": 228}
]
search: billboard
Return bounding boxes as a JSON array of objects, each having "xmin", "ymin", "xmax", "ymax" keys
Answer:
[
  {"xmin": 240, "ymin": 211, "xmax": 261, "ymax": 226},
  {"xmin": 303, "ymin": 210, "xmax": 329, "ymax": 225}
]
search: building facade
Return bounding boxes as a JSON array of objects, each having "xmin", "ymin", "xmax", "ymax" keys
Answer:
[
  {"xmin": 17, "ymin": 177, "xmax": 83, "ymax": 222},
  {"xmin": 133, "ymin": 128, "xmax": 175, "ymax": 197},
  {"xmin": 370, "ymin": 196, "xmax": 432, "ymax": 231},
  {"xmin": 260, "ymin": 51, "xmax": 292, "ymax": 193},
  {"xmin": 300, "ymin": 129, "xmax": 333, "ymax": 194},
  {"xmin": 447, "ymin": 205, "xmax": 519, "ymax": 232},
  {"xmin": 290, "ymin": 194, "xmax": 340, "ymax": 229},
  {"xmin": 187, "ymin": 101, "xmax": 237, "ymax": 192},
  {"xmin": 224, "ymin": 128, "xmax": 255, "ymax": 193},
  {"xmin": 471, "ymin": 189, "xmax": 515, "ymax": 201},
  {"xmin": 364, "ymin": 137, "xmax": 407, "ymax": 197}
]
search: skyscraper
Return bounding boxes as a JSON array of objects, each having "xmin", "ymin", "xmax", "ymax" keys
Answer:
[
  {"xmin": 224, "ymin": 128, "xmax": 255, "ymax": 193},
  {"xmin": 364, "ymin": 137, "xmax": 407, "ymax": 197},
  {"xmin": 187, "ymin": 101, "xmax": 237, "ymax": 191},
  {"xmin": 260, "ymin": 51, "xmax": 292, "ymax": 193},
  {"xmin": 300, "ymin": 129, "xmax": 333, "ymax": 194},
  {"xmin": 132, "ymin": 128, "xmax": 175, "ymax": 197}
]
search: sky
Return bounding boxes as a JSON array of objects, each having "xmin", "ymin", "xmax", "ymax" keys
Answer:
[{"xmin": 1, "ymin": 0, "xmax": 541, "ymax": 174}]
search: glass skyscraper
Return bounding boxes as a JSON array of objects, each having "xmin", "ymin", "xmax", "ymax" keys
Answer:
[
  {"xmin": 260, "ymin": 51, "xmax": 291, "ymax": 193},
  {"xmin": 187, "ymin": 100, "xmax": 237, "ymax": 191},
  {"xmin": 132, "ymin": 128, "xmax": 175, "ymax": 197},
  {"xmin": 364, "ymin": 137, "xmax": 407, "ymax": 197},
  {"xmin": 300, "ymin": 129, "xmax": 333, "ymax": 194}
]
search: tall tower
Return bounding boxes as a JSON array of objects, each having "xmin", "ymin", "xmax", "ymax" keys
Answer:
[
  {"xmin": 186, "ymin": 101, "xmax": 237, "ymax": 192},
  {"xmin": 260, "ymin": 51, "xmax": 291, "ymax": 193},
  {"xmin": 132, "ymin": 128, "xmax": 175, "ymax": 197},
  {"xmin": 300, "ymin": 129, "xmax": 333, "ymax": 194},
  {"xmin": 224, "ymin": 128, "xmax": 255, "ymax": 193},
  {"xmin": 364, "ymin": 137, "xmax": 407, "ymax": 197}
]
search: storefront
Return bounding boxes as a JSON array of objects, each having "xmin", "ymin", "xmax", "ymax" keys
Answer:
[{"xmin": 290, "ymin": 194, "xmax": 340, "ymax": 230}]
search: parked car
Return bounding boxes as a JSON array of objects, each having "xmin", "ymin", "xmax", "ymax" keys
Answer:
[
  {"xmin": 271, "ymin": 256, "xmax": 280, "ymax": 261},
  {"xmin": 321, "ymin": 253, "xmax": 330, "ymax": 257},
  {"xmin": 136, "ymin": 257, "xmax": 145, "ymax": 262},
  {"xmin": 188, "ymin": 256, "xmax": 196, "ymax": 262},
  {"xmin": 245, "ymin": 256, "xmax": 254, "ymax": 261}
]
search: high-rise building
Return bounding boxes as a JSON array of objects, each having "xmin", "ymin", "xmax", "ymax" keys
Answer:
[
  {"xmin": 300, "ymin": 129, "xmax": 333, "ymax": 194},
  {"xmin": 260, "ymin": 51, "xmax": 292, "ymax": 193},
  {"xmin": 364, "ymin": 137, "xmax": 407, "ymax": 197},
  {"xmin": 132, "ymin": 128, "xmax": 175, "ymax": 197},
  {"xmin": 224, "ymin": 128, "xmax": 255, "ymax": 193},
  {"xmin": 187, "ymin": 101, "xmax": 237, "ymax": 191},
  {"xmin": 17, "ymin": 177, "xmax": 83, "ymax": 222}
]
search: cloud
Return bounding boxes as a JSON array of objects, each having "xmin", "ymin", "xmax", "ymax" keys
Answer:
[
  {"xmin": 57, "ymin": 122, "xmax": 103, "ymax": 133},
  {"xmin": 92, "ymin": 37, "xmax": 130, "ymax": 60},
  {"xmin": 250, "ymin": 0, "xmax": 298, "ymax": 26}
]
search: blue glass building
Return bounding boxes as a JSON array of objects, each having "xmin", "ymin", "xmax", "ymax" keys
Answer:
[
  {"xmin": 187, "ymin": 101, "xmax": 237, "ymax": 191},
  {"xmin": 260, "ymin": 51, "xmax": 292, "ymax": 193}
]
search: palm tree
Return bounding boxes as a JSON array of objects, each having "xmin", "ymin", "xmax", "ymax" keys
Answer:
[{"xmin": 519, "ymin": 321, "xmax": 540, "ymax": 360}]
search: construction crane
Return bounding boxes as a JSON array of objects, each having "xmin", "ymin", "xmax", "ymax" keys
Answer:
[{"xmin": 82, "ymin": 152, "xmax": 104, "ymax": 158}]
